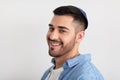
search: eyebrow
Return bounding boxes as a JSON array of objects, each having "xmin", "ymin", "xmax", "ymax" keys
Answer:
[
  {"xmin": 48, "ymin": 24, "xmax": 69, "ymax": 30},
  {"xmin": 48, "ymin": 24, "xmax": 53, "ymax": 27},
  {"xmin": 58, "ymin": 26, "xmax": 69, "ymax": 30}
]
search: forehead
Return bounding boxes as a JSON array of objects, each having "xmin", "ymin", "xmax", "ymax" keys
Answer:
[{"xmin": 50, "ymin": 15, "xmax": 75, "ymax": 28}]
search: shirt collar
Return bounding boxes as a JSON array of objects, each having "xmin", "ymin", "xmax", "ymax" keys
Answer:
[{"xmin": 51, "ymin": 54, "xmax": 91, "ymax": 69}]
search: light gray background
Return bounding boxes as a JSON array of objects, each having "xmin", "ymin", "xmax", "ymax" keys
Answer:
[{"xmin": 0, "ymin": 0, "xmax": 120, "ymax": 80}]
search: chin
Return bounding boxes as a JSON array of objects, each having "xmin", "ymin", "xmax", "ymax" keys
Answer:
[{"xmin": 49, "ymin": 52, "xmax": 61, "ymax": 57}]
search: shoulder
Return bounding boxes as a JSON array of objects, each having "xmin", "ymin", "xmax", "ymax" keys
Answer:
[
  {"xmin": 62, "ymin": 54, "xmax": 104, "ymax": 80},
  {"xmin": 77, "ymin": 62, "xmax": 104, "ymax": 80},
  {"xmin": 62, "ymin": 61, "xmax": 104, "ymax": 80},
  {"xmin": 78, "ymin": 72, "xmax": 104, "ymax": 80}
]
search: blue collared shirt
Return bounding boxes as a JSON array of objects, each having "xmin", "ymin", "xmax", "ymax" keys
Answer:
[{"xmin": 41, "ymin": 54, "xmax": 104, "ymax": 80}]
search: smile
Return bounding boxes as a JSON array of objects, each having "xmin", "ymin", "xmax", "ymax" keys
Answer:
[
  {"xmin": 51, "ymin": 42, "xmax": 61, "ymax": 46},
  {"xmin": 49, "ymin": 41, "xmax": 62, "ymax": 48}
]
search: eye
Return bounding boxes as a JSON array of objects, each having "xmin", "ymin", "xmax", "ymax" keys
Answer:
[
  {"xmin": 49, "ymin": 27, "xmax": 54, "ymax": 32},
  {"xmin": 59, "ymin": 29, "xmax": 66, "ymax": 33}
]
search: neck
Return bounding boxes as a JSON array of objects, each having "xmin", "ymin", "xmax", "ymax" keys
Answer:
[{"xmin": 54, "ymin": 50, "xmax": 80, "ymax": 69}]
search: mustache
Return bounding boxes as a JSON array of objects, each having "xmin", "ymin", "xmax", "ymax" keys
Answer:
[{"xmin": 48, "ymin": 38, "xmax": 61, "ymax": 43}]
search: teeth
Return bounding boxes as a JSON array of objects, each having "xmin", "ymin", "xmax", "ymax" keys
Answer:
[{"xmin": 51, "ymin": 42, "xmax": 60, "ymax": 46}]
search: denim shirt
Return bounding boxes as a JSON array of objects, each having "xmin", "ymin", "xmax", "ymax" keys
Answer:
[{"xmin": 41, "ymin": 54, "xmax": 104, "ymax": 80}]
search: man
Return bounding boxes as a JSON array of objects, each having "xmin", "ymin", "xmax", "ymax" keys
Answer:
[{"xmin": 41, "ymin": 5, "xmax": 104, "ymax": 80}]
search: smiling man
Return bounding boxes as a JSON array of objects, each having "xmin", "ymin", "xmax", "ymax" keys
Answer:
[{"xmin": 41, "ymin": 5, "xmax": 104, "ymax": 80}]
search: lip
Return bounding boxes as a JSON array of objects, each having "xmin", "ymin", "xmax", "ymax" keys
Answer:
[{"xmin": 49, "ymin": 41, "xmax": 62, "ymax": 48}]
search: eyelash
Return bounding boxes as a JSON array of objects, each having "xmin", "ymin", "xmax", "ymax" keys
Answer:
[
  {"xmin": 59, "ymin": 30, "xmax": 66, "ymax": 33},
  {"xmin": 49, "ymin": 28, "xmax": 54, "ymax": 31},
  {"xmin": 49, "ymin": 28, "xmax": 66, "ymax": 33}
]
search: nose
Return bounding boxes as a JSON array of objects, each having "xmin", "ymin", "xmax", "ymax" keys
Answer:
[{"xmin": 49, "ymin": 31, "xmax": 59, "ymax": 40}]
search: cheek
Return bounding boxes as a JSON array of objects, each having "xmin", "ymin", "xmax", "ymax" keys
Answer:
[
  {"xmin": 62, "ymin": 35, "xmax": 75, "ymax": 43},
  {"xmin": 46, "ymin": 33, "xmax": 50, "ymax": 41},
  {"xmin": 46, "ymin": 32, "xmax": 50, "ymax": 38}
]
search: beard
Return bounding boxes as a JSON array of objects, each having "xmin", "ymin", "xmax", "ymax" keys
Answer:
[{"xmin": 47, "ymin": 37, "xmax": 76, "ymax": 58}]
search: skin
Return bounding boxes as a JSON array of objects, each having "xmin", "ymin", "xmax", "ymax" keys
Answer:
[{"xmin": 46, "ymin": 15, "xmax": 85, "ymax": 69}]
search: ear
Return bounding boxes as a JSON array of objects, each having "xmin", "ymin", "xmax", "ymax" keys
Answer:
[{"xmin": 76, "ymin": 31, "xmax": 85, "ymax": 43}]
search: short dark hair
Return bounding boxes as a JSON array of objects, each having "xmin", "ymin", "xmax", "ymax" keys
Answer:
[{"xmin": 53, "ymin": 5, "xmax": 88, "ymax": 30}]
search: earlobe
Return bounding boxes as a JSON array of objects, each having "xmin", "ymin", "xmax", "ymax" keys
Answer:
[{"xmin": 76, "ymin": 31, "xmax": 85, "ymax": 43}]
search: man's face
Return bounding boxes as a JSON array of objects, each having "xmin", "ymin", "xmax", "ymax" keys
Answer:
[{"xmin": 46, "ymin": 15, "xmax": 79, "ymax": 57}]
